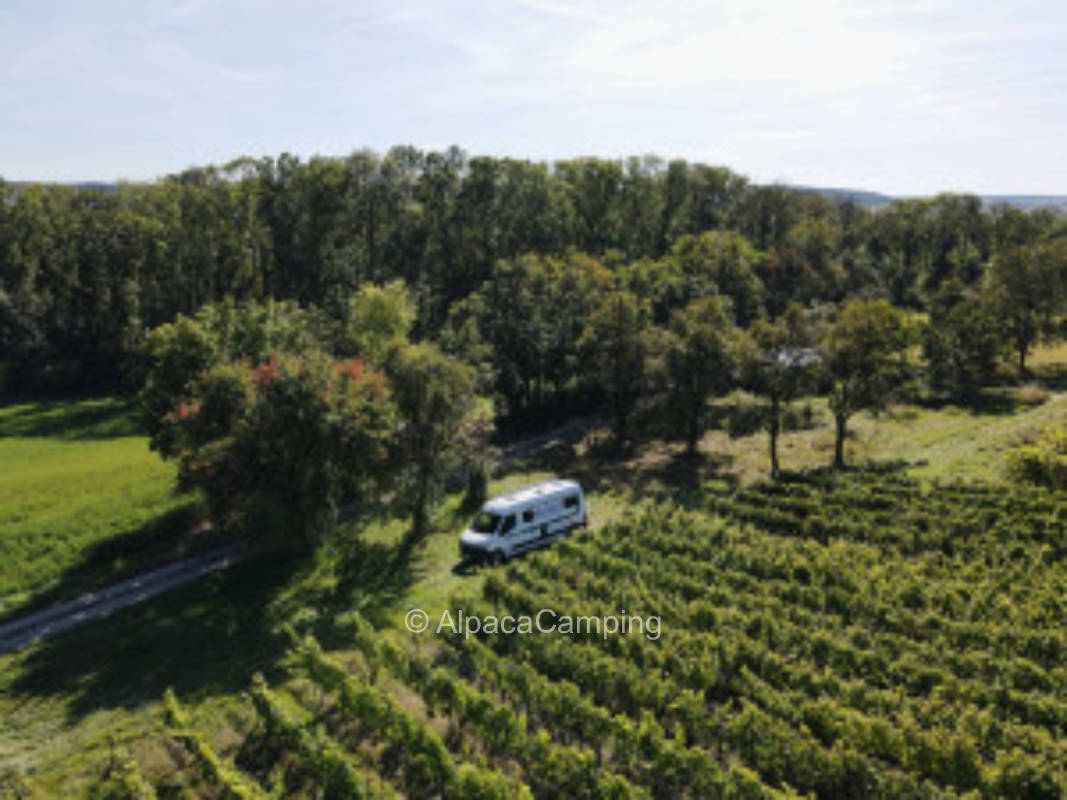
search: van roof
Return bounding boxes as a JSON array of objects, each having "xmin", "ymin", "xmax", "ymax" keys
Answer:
[{"xmin": 483, "ymin": 479, "xmax": 580, "ymax": 512}]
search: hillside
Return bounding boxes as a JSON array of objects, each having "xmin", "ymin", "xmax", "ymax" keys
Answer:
[{"xmin": 799, "ymin": 185, "xmax": 1067, "ymax": 212}]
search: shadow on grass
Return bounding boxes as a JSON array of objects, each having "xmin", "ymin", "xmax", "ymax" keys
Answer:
[
  {"xmin": 8, "ymin": 553, "xmax": 306, "ymax": 724},
  {"xmin": 505, "ymin": 434, "xmax": 739, "ymax": 511},
  {"xmin": 0, "ymin": 500, "xmax": 208, "ymax": 623},
  {"xmin": 910, "ymin": 389, "xmax": 1021, "ymax": 417},
  {"xmin": 0, "ymin": 398, "xmax": 143, "ymax": 440},
  {"xmin": 315, "ymin": 534, "xmax": 420, "ymax": 641},
  {"xmin": 5, "ymin": 519, "xmax": 420, "ymax": 725},
  {"xmin": 1034, "ymin": 363, "xmax": 1067, "ymax": 392}
]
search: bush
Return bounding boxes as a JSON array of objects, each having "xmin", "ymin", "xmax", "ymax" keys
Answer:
[
  {"xmin": 178, "ymin": 353, "xmax": 396, "ymax": 548},
  {"xmin": 1006, "ymin": 430, "xmax": 1067, "ymax": 491}
]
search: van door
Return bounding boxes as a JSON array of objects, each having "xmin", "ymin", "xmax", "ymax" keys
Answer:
[
  {"xmin": 499, "ymin": 513, "xmax": 519, "ymax": 554},
  {"xmin": 519, "ymin": 508, "xmax": 543, "ymax": 545}
]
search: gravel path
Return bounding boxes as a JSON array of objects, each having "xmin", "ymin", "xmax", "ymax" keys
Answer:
[{"xmin": 0, "ymin": 544, "xmax": 246, "ymax": 655}]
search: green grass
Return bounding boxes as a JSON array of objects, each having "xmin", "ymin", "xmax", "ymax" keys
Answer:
[
  {"xmin": 688, "ymin": 388, "xmax": 1067, "ymax": 486},
  {"xmin": 0, "ymin": 399, "xmax": 204, "ymax": 617},
  {"xmin": 1, "ymin": 340, "xmax": 1065, "ymax": 794}
]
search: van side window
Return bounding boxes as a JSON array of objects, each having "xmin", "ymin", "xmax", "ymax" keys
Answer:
[
  {"xmin": 522, "ymin": 510, "xmax": 535, "ymax": 523},
  {"xmin": 564, "ymin": 495, "xmax": 580, "ymax": 509},
  {"xmin": 501, "ymin": 514, "xmax": 516, "ymax": 534}
]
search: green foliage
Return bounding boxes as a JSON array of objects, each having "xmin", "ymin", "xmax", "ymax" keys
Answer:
[
  {"xmin": 140, "ymin": 299, "xmax": 328, "ymax": 459},
  {"xmin": 89, "ymin": 748, "xmax": 157, "ymax": 800},
  {"xmin": 163, "ymin": 689, "xmax": 269, "ymax": 800},
  {"xmin": 579, "ymin": 290, "xmax": 650, "ymax": 445},
  {"xmin": 247, "ymin": 672, "xmax": 394, "ymax": 799},
  {"xmin": 139, "ymin": 315, "xmax": 215, "ymax": 459},
  {"xmin": 344, "ymin": 280, "xmax": 416, "ymax": 367},
  {"xmin": 737, "ymin": 304, "xmax": 819, "ymax": 477},
  {"xmin": 386, "ymin": 342, "xmax": 477, "ymax": 543},
  {"xmin": 1007, "ymin": 429, "xmax": 1067, "ymax": 490},
  {"xmin": 183, "ymin": 353, "xmax": 395, "ymax": 548},
  {"xmin": 452, "ymin": 252, "xmax": 610, "ymax": 415},
  {"xmin": 139, "ymin": 299, "xmax": 401, "ymax": 549},
  {"xmin": 923, "ymin": 281, "xmax": 1004, "ymax": 402},
  {"xmin": 989, "ymin": 240, "xmax": 1067, "ymax": 373},
  {"xmin": 822, "ymin": 298, "xmax": 912, "ymax": 467},
  {"xmin": 667, "ymin": 230, "xmax": 765, "ymax": 325},
  {"xmin": 4, "ymin": 146, "xmax": 1059, "ymax": 406},
  {"xmin": 663, "ymin": 296, "xmax": 739, "ymax": 453}
]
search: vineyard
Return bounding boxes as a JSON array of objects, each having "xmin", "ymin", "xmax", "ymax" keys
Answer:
[{"xmin": 99, "ymin": 471, "xmax": 1065, "ymax": 799}]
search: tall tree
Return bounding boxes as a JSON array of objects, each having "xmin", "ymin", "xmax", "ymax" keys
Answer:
[
  {"xmin": 738, "ymin": 304, "xmax": 819, "ymax": 479},
  {"xmin": 579, "ymin": 290, "xmax": 649, "ymax": 446},
  {"xmin": 989, "ymin": 242, "xmax": 1067, "ymax": 375},
  {"xmin": 664, "ymin": 296, "xmax": 738, "ymax": 455},
  {"xmin": 923, "ymin": 281, "xmax": 1003, "ymax": 403},
  {"xmin": 821, "ymin": 299, "xmax": 912, "ymax": 469},
  {"xmin": 387, "ymin": 342, "xmax": 477, "ymax": 545}
]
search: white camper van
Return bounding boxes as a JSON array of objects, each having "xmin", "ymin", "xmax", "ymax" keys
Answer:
[{"xmin": 459, "ymin": 479, "xmax": 586, "ymax": 564}]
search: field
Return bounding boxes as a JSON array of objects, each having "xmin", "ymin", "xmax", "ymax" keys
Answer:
[
  {"xmin": 0, "ymin": 344, "xmax": 1065, "ymax": 797},
  {"xmin": 0, "ymin": 399, "xmax": 204, "ymax": 617}
]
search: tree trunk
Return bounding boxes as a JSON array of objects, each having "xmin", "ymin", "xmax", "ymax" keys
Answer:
[
  {"xmin": 833, "ymin": 412, "xmax": 847, "ymax": 469},
  {"xmin": 1019, "ymin": 343, "xmax": 1028, "ymax": 378},
  {"xmin": 408, "ymin": 468, "xmax": 431, "ymax": 547},
  {"xmin": 463, "ymin": 463, "xmax": 488, "ymax": 511},
  {"xmin": 769, "ymin": 417, "xmax": 780, "ymax": 480}
]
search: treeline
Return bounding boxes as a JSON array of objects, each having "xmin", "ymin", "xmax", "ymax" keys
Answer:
[{"xmin": 3, "ymin": 145, "xmax": 1066, "ymax": 396}]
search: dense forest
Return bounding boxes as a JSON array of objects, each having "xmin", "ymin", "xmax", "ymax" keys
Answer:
[{"xmin": 1, "ymin": 146, "xmax": 1065, "ymax": 419}]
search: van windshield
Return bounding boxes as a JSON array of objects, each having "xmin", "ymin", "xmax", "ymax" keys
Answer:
[{"xmin": 470, "ymin": 512, "xmax": 501, "ymax": 534}]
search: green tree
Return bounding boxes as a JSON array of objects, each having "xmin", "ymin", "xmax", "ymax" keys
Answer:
[
  {"xmin": 168, "ymin": 353, "xmax": 395, "ymax": 549},
  {"xmin": 664, "ymin": 296, "xmax": 738, "ymax": 455},
  {"xmin": 989, "ymin": 241, "xmax": 1067, "ymax": 375},
  {"xmin": 738, "ymin": 304, "xmax": 819, "ymax": 479},
  {"xmin": 345, "ymin": 279, "xmax": 416, "ymax": 367},
  {"xmin": 923, "ymin": 281, "xmax": 1003, "ymax": 403},
  {"xmin": 667, "ymin": 230, "xmax": 765, "ymax": 325},
  {"xmin": 821, "ymin": 299, "xmax": 912, "ymax": 469},
  {"xmin": 387, "ymin": 342, "xmax": 478, "ymax": 545},
  {"xmin": 139, "ymin": 300, "xmax": 397, "ymax": 550},
  {"xmin": 140, "ymin": 300, "xmax": 329, "ymax": 457},
  {"xmin": 462, "ymin": 253, "xmax": 610, "ymax": 416},
  {"xmin": 579, "ymin": 290, "xmax": 649, "ymax": 446}
]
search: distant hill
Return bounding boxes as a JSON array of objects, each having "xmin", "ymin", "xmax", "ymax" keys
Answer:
[
  {"xmin": 978, "ymin": 195, "xmax": 1067, "ymax": 212},
  {"xmin": 797, "ymin": 185, "xmax": 1067, "ymax": 213},
  {"xmin": 7, "ymin": 180, "xmax": 121, "ymax": 193},
  {"xmin": 795, "ymin": 186, "xmax": 897, "ymax": 208}
]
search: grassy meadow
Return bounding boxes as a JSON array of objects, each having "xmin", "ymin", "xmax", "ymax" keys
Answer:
[{"xmin": 0, "ymin": 399, "xmax": 208, "ymax": 618}]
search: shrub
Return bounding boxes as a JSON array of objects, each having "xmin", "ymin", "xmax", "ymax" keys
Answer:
[{"xmin": 1007, "ymin": 430, "xmax": 1067, "ymax": 491}]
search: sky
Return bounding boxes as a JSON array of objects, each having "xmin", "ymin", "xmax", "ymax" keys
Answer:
[{"xmin": 1, "ymin": 0, "xmax": 1065, "ymax": 195}]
